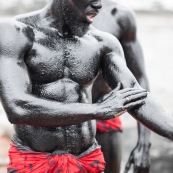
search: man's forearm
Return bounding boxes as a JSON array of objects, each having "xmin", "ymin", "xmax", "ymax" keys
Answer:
[
  {"xmin": 137, "ymin": 75, "xmax": 151, "ymax": 149},
  {"xmin": 122, "ymin": 38, "xmax": 151, "ymax": 146},
  {"xmin": 137, "ymin": 123, "xmax": 151, "ymax": 147},
  {"xmin": 128, "ymin": 92, "xmax": 173, "ymax": 140},
  {"xmin": 6, "ymin": 94, "xmax": 97, "ymax": 127}
]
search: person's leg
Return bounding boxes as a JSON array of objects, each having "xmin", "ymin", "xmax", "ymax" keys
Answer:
[{"xmin": 96, "ymin": 131, "xmax": 122, "ymax": 173}]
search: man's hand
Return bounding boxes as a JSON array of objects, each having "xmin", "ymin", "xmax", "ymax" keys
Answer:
[
  {"xmin": 96, "ymin": 83, "xmax": 148, "ymax": 120},
  {"xmin": 124, "ymin": 142, "xmax": 151, "ymax": 173}
]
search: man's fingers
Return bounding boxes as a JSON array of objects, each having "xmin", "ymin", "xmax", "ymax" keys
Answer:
[
  {"xmin": 124, "ymin": 155, "xmax": 133, "ymax": 173},
  {"xmin": 124, "ymin": 100, "xmax": 145, "ymax": 110},
  {"xmin": 124, "ymin": 164, "xmax": 131, "ymax": 173},
  {"xmin": 102, "ymin": 92, "xmax": 117, "ymax": 104},
  {"xmin": 133, "ymin": 167, "xmax": 149, "ymax": 173},
  {"xmin": 97, "ymin": 91, "xmax": 114, "ymax": 103},
  {"xmin": 119, "ymin": 87, "xmax": 146, "ymax": 94},
  {"xmin": 102, "ymin": 82, "xmax": 121, "ymax": 101},
  {"xmin": 124, "ymin": 162, "xmax": 132, "ymax": 173},
  {"xmin": 118, "ymin": 88, "xmax": 137, "ymax": 94},
  {"xmin": 102, "ymin": 92, "xmax": 113, "ymax": 102},
  {"xmin": 122, "ymin": 89, "xmax": 147, "ymax": 99},
  {"xmin": 114, "ymin": 110, "xmax": 127, "ymax": 117},
  {"xmin": 124, "ymin": 92, "xmax": 147, "ymax": 104},
  {"xmin": 133, "ymin": 167, "xmax": 140, "ymax": 173},
  {"xmin": 114, "ymin": 82, "xmax": 121, "ymax": 91}
]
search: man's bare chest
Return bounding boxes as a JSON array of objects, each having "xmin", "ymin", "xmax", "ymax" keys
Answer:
[{"xmin": 25, "ymin": 32, "xmax": 102, "ymax": 85}]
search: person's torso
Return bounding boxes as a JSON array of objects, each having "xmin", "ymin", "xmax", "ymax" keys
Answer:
[{"xmin": 14, "ymin": 13, "xmax": 104, "ymax": 155}]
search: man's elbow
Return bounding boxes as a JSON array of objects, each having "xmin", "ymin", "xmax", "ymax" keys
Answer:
[
  {"xmin": 129, "ymin": 80, "xmax": 141, "ymax": 89},
  {"xmin": 6, "ymin": 100, "xmax": 28, "ymax": 124}
]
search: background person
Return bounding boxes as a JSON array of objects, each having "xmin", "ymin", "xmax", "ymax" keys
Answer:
[{"xmin": 92, "ymin": 1, "xmax": 150, "ymax": 173}]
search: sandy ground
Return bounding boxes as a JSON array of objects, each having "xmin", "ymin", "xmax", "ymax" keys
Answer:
[{"xmin": 0, "ymin": 12, "xmax": 173, "ymax": 173}]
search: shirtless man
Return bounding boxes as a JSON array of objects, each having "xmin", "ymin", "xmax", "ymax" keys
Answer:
[
  {"xmin": 92, "ymin": 1, "xmax": 150, "ymax": 172},
  {"xmin": 0, "ymin": 0, "xmax": 173, "ymax": 172}
]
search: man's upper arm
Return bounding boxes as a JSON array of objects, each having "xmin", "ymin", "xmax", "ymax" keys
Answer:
[
  {"xmin": 118, "ymin": 7, "xmax": 137, "ymax": 42},
  {"xmin": 101, "ymin": 33, "xmax": 140, "ymax": 90},
  {"xmin": 118, "ymin": 9, "xmax": 149, "ymax": 89},
  {"xmin": 0, "ymin": 19, "xmax": 33, "ymax": 115}
]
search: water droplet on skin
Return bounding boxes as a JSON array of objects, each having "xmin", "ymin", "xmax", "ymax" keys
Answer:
[{"xmin": 64, "ymin": 32, "xmax": 68, "ymax": 36}]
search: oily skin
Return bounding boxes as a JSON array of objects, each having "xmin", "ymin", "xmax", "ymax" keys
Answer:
[
  {"xmin": 0, "ymin": 0, "xmax": 173, "ymax": 172},
  {"xmin": 93, "ymin": 1, "xmax": 150, "ymax": 173}
]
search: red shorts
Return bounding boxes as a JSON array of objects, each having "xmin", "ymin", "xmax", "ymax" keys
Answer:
[
  {"xmin": 8, "ymin": 137, "xmax": 105, "ymax": 173},
  {"xmin": 97, "ymin": 116, "xmax": 123, "ymax": 133}
]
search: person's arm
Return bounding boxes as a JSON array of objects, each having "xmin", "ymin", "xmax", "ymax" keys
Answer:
[
  {"xmin": 119, "ymin": 10, "xmax": 151, "ymax": 173},
  {"xmin": 101, "ymin": 32, "xmax": 173, "ymax": 140},
  {"xmin": 0, "ymin": 20, "xmax": 146, "ymax": 127},
  {"xmin": 123, "ymin": 40, "xmax": 151, "ymax": 173},
  {"xmin": 0, "ymin": 20, "xmax": 101, "ymax": 127},
  {"xmin": 120, "ymin": 10, "xmax": 149, "ymax": 90}
]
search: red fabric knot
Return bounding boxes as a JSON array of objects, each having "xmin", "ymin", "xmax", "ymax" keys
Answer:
[{"xmin": 8, "ymin": 142, "xmax": 105, "ymax": 173}]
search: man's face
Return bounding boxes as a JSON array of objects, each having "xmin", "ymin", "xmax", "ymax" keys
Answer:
[{"xmin": 68, "ymin": 0, "xmax": 102, "ymax": 23}]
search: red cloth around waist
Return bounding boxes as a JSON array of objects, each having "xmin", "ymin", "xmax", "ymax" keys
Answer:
[
  {"xmin": 97, "ymin": 116, "xmax": 123, "ymax": 133},
  {"xmin": 8, "ymin": 142, "xmax": 105, "ymax": 173}
]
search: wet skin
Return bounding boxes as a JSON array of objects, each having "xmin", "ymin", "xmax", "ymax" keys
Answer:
[
  {"xmin": 14, "ymin": 25, "xmax": 103, "ymax": 153},
  {"xmin": 0, "ymin": 0, "xmax": 172, "ymax": 159}
]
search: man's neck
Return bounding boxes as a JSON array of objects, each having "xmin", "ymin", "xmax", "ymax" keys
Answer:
[{"xmin": 44, "ymin": 0, "xmax": 90, "ymax": 37}]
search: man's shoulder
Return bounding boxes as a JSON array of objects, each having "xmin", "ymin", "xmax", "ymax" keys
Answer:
[
  {"xmin": 0, "ymin": 18, "xmax": 34, "ymax": 54},
  {"xmin": 102, "ymin": 1, "xmax": 136, "ymax": 29},
  {"xmin": 0, "ymin": 18, "xmax": 17, "ymax": 33},
  {"xmin": 90, "ymin": 26, "xmax": 122, "ymax": 51},
  {"xmin": 116, "ymin": 5, "xmax": 137, "ymax": 34},
  {"xmin": 90, "ymin": 25, "xmax": 115, "ymax": 39},
  {"xmin": 0, "ymin": 17, "xmax": 34, "ymax": 38},
  {"xmin": 15, "ymin": 10, "xmax": 40, "ymax": 28},
  {"xmin": 0, "ymin": 9, "xmax": 41, "ymax": 42}
]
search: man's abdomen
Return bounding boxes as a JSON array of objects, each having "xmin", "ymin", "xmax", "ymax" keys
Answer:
[
  {"xmin": 14, "ymin": 78, "xmax": 96, "ymax": 154},
  {"xmin": 14, "ymin": 120, "xmax": 96, "ymax": 154}
]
